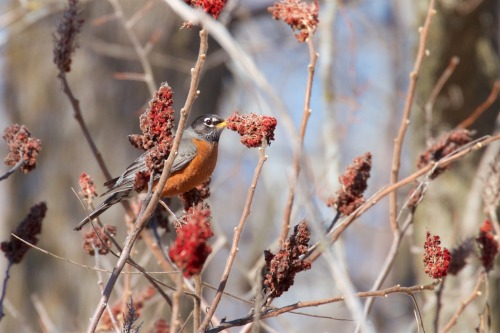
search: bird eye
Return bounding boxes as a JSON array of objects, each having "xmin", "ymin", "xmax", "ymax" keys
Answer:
[{"xmin": 204, "ymin": 117, "xmax": 214, "ymax": 126}]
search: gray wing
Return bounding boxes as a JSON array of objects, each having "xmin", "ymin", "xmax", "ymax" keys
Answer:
[{"xmin": 102, "ymin": 137, "xmax": 197, "ymax": 196}]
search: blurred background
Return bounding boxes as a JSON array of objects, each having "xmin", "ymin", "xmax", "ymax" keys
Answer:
[{"xmin": 0, "ymin": 0, "xmax": 499, "ymax": 332}]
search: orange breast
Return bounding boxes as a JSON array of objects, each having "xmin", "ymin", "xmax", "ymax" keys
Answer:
[{"xmin": 160, "ymin": 140, "xmax": 218, "ymax": 197}]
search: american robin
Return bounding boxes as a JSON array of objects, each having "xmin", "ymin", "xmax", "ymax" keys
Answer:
[{"xmin": 74, "ymin": 114, "xmax": 226, "ymax": 231}]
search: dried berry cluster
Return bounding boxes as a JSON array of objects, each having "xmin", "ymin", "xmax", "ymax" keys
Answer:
[
  {"xmin": 169, "ymin": 204, "xmax": 214, "ymax": 277},
  {"xmin": 423, "ymin": 231, "xmax": 451, "ymax": 279},
  {"xmin": 268, "ymin": 0, "xmax": 319, "ymax": 42},
  {"xmin": 53, "ymin": 0, "xmax": 84, "ymax": 73},
  {"xmin": 82, "ymin": 225, "xmax": 117, "ymax": 256},
  {"xmin": 327, "ymin": 152, "xmax": 372, "ymax": 215},
  {"xmin": 1, "ymin": 202, "xmax": 47, "ymax": 264},
  {"xmin": 129, "ymin": 83, "xmax": 176, "ymax": 190},
  {"xmin": 476, "ymin": 220, "xmax": 498, "ymax": 272},
  {"xmin": 129, "ymin": 83, "xmax": 175, "ymax": 151},
  {"xmin": 184, "ymin": 0, "xmax": 227, "ymax": 19},
  {"xmin": 3, "ymin": 124, "xmax": 42, "ymax": 174},
  {"xmin": 79, "ymin": 172, "xmax": 97, "ymax": 202},
  {"xmin": 417, "ymin": 129, "xmax": 473, "ymax": 178},
  {"xmin": 263, "ymin": 220, "xmax": 311, "ymax": 297},
  {"xmin": 226, "ymin": 112, "xmax": 278, "ymax": 148}
]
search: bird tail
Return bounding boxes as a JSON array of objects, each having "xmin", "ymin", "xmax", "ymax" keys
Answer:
[{"xmin": 74, "ymin": 191, "xmax": 130, "ymax": 231}]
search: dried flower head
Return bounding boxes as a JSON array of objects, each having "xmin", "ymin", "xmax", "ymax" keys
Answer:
[
  {"xmin": 82, "ymin": 225, "xmax": 117, "ymax": 256},
  {"xmin": 184, "ymin": 0, "xmax": 227, "ymax": 19},
  {"xmin": 129, "ymin": 83, "xmax": 175, "ymax": 188},
  {"xmin": 226, "ymin": 112, "xmax": 278, "ymax": 148},
  {"xmin": 327, "ymin": 152, "xmax": 372, "ymax": 215},
  {"xmin": 179, "ymin": 177, "xmax": 211, "ymax": 210},
  {"xmin": 169, "ymin": 204, "xmax": 214, "ymax": 277},
  {"xmin": 1, "ymin": 202, "xmax": 47, "ymax": 264},
  {"xmin": 417, "ymin": 129, "xmax": 473, "ymax": 179},
  {"xmin": 268, "ymin": 0, "xmax": 319, "ymax": 42},
  {"xmin": 129, "ymin": 83, "xmax": 175, "ymax": 151},
  {"xmin": 448, "ymin": 238, "xmax": 473, "ymax": 275},
  {"xmin": 263, "ymin": 220, "xmax": 311, "ymax": 297},
  {"xmin": 3, "ymin": 124, "xmax": 42, "ymax": 174},
  {"xmin": 476, "ymin": 220, "xmax": 498, "ymax": 272},
  {"xmin": 423, "ymin": 231, "xmax": 451, "ymax": 279},
  {"xmin": 53, "ymin": 0, "xmax": 84, "ymax": 73},
  {"xmin": 79, "ymin": 172, "xmax": 97, "ymax": 202}
]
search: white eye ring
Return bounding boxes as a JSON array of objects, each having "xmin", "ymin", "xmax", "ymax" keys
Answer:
[{"xmin": 204, "ymin": 117, "xmax": 214, "ymax": 127}]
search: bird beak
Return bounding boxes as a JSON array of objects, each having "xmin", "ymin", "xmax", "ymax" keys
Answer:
[{"xmin": 216, "ymin": 121, "xmax": 227, "ymax": 129}]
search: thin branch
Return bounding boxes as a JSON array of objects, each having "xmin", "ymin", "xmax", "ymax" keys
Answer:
[
  {"xmin": 197, "ymin": 144, "xmax": 268, "ymax": 332},
  {"xmin": 207, "ymin": 282, "xmax": 437, "ymax": 333},
  {"xmin": 85, "ymin": 28, "xmax": 208, "ymax": 333},
  {"xmin": 0, "ymin": 261, "xmax": 13, "ymax": 320},
  {"xmin": 457, "ymin": 81, "xmax": 500, "ymax": 129},
  {"xmin": 59, "ymin": 73, "xmax": 113, "ymax": 181},
  {"xmin": 439, "ymin": 271, "xmax": 486, "ymax": 333},
  {"xmin": 424, "ymin": 56, "xmax": 460, "ymax": 146},
  {"xmin": 280, "ymin": 34, "xmax": 318, "ymax": 245},
  {"xmin": 389, "ymin": 0, "xmax": 436, "ymax": 232},
  {"xmin": 193, "ymin": 274, "xmax": 202, "ymax": 331},
  {"xmin": 170, "ymin": 272, "xmax": 184, "ymax": 333},
  {"xmin": 434, "ymin": 277, "xmax": 446, "ymax": 333},
  {"xmin": 0, "ymin": 160, "xmax": 24, "ymax": 181}
]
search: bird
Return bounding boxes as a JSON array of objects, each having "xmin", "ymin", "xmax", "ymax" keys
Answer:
[{"xmin": 74, "ymin": 114, "xmax": 226, "ymax": 231}]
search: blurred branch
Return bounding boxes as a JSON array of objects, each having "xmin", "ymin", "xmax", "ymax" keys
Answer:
[
  {"xmin": 107, "ymin": 0, "xmax": 157, "ymax": 95},
  {"xmin": 59, "ymin": 74, "xmax": 114, "ymax": 182},
  {"xmin": 170, "ymin": 272, "xmax": 184, "ymax": 333},
  {"xmin": 424, "ymin": 56, "xmax": 460, "ymax": 146},
  {"xmin": 389, "ymin": 0, "xmax": 436, "ymax": 232},
  {"xmin": 439, "ymin": 271, "xmax": 486, "ymax": 333},
  {"xmin": 457, "ymin": 81, "xmax": 500, "ymax": 129}
]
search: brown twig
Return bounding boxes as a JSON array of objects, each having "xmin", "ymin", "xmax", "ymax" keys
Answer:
[
  {"xmin": 0, "ymin": 160, "xmax": 24, "ymax": 181},
  {"xmin": 457, "ymin": 81, "xmax": 500, "ymax": 129},
  {"xmin": 389, "ymin": 0, "xmax": 436, "ymax": 232},
  {"xmin": 85, "ymin": 29, "xmax": 208, "ymax": 333},
  {"xmin": 193, "ymin": 274, "xmax": 202, "ymax": 331},
  {"xmin": 424, "ymin": 56, "xmax": 460, "ymax": 146},
  {"xmin": 439, "ymin": 271, "xmax": 486, "ymax": 333},
  {"xmin": 197, "ymin": 144, "xmax": 268, "ymax": 332},
  {"xmin": 170, "ymin": 272, "xmax": 184, "ymax": 333},
  {"xmin": 59, "ymin": 73, "xmax": 113, "ymax": 182},
  {"xmin": 206, "ymin": 282, "xmax": 437, "ymax": 333},
  {"xmin": 280, "ymin": 33, "xmax": 318, "ymax": 246},
  {"xmin": 434, "ymin": 277, "xmax": 447, "ymax": 333}
]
